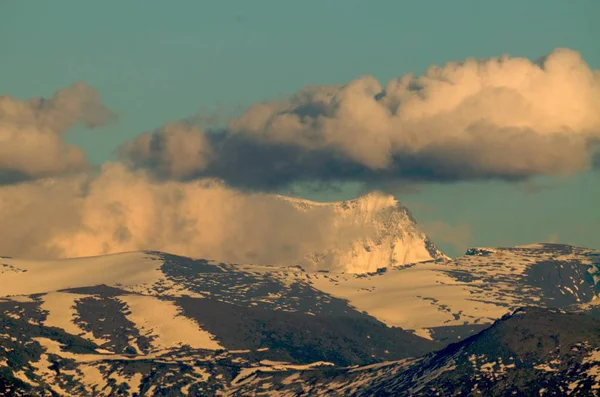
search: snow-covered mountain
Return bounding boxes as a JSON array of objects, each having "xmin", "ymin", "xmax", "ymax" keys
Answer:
[
  {"xmin": 0, "ymin": 251, "xmax": 436, "ymax": 396},
  {"xmin": 280, "ymin": 192, "xmax": 448, "ymax": 273},
  {"xmin": 304, "ymin": 243, "xmax": 600, "ymax": 342},
  {"xmin": 0, "ymin": 243, "xmax": 599, "ymax": 395}
]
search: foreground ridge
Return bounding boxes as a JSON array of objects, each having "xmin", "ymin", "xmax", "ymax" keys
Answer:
[{"xmin": 227, "ymin": 307, "xmax": 600, "ymax": 396}]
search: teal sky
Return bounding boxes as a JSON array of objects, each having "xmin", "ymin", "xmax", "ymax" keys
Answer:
[{"xmin": 2, "ymin": 1, "xmax": 599, "ymax": 256}]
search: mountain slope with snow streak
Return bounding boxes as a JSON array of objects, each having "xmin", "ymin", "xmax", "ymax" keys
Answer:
[
  {"xmin": 1, "ymin": 243, "xmax": 599, "ymax": 343},
  {"xmin": 0, "ymin": 251, "xmax": 436, "ymax": 396},
  {"xmin": 226, "ymin": 308, "xmax": 600, "ymax": 396},
  {"xmin": 1, "ymin": 244, "xmax": 599, "ymax": 395}
]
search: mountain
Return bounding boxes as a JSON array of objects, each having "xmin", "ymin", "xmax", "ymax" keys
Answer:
[
  {"xmin": 279, "ymin": 192, "xmax": 448, "ymax": 273},
  {"xmin": 0, "ymin": 243, "xmax": 599, "ymax": 395},
  {"xmin": 304, "ymin": 243, "xmax": 600, "ymax": 343},
  {"xmin": 227, "ymin": 308, "xmax": 600, "ymax": 396},
  {"xmin": 0, "ymin": 252, "xmax": 437, "ymax": 396}
]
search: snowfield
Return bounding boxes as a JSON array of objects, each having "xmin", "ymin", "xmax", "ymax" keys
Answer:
[{"xmin": 0, "ymin": 251, "xmax": 162, "ymax": 297}]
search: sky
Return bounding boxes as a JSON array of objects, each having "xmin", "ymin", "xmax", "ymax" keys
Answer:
[{"xmin": 1, "ymin": 0, "xmax": 599, "ymax": 258}]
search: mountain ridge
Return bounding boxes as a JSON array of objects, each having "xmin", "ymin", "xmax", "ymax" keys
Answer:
[
  {"xmin": 226, "ymin": 307, "xmax": 600, "ymax": 396},
  {"xmin": 1, "ymin": 243, "xmax": 600, "ymax": 395}
]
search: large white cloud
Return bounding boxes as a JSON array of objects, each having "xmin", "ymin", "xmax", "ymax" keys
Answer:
[
  {"xmin": 120, "ymin": 48, "xmax": 600, "ymax": 189},
  {"xmin": 0, "ymin": 164, "xmax": 371, "ymax": 267},
  {"xmin": 0, "ymin": 82, "xmax": 115, "ymax": 183}
]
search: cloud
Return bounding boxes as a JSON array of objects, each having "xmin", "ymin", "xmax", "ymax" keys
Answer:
[
  {"xmin": 0, "ymin": 82, "xmax": 115, "ymax": 184},
  {"xmin": 119, "ymin": 48, "xmax": 600, "ymax": 191},
  {"xmin": 0, "ymin": 163, "xmax": 371, "ymax": 267},
  {"xmin": 3, "ymin": 49, "xmax": 598, "ymax": 266},
  {"xmin": 119, "ymin": 121, "xmax": 215, "ymax": 179}
]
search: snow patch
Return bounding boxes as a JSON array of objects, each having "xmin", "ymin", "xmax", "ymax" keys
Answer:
[
  {"xmin": 118, "ymin": 294, "xmax": 222, "ymax": 351},
  {"xmin": 40, "ymin": 292, "xmax": 111, "ymax": 346}
]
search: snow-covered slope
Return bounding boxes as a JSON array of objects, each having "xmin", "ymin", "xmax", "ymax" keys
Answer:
[
  {"xmin": 0, "ymin": 252, "xmax": 161, "ymax": 297},
  {"xmin": 305, "ymin": 243, "xmax": 600, "ymax": 340},
  {"xmin": 280, "ymin": 192, "xmax": 448, "ymax": 273},
  {"xmin": 1, "ymin": 244, "xmax": 598, "ymax": 341},
  {"xmin": 1, "ymin": 243, "xmax": 599, "ymax": 395}
]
